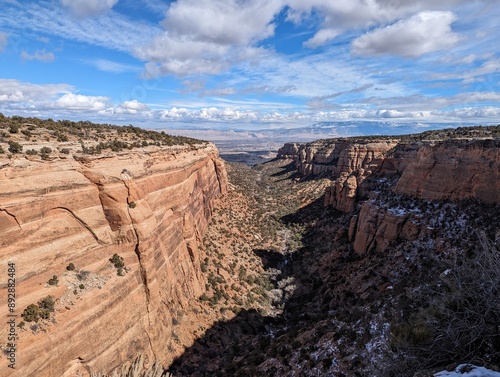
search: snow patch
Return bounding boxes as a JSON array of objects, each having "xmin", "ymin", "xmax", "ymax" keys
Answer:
[{"xmin": 434, "ymin": 364, "xmax": 500, "ymax": 377}]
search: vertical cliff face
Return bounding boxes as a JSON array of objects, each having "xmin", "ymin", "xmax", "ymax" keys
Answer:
[
  {"xmin": 395, "ymin": 139, "xmax": 500, "ymax": 203},
  {"xmin": 0, "ymin": 144, "xmax": 227, "ymax": 376},
  {"xmin": 280, "ymin": 136, "xmax": 500, "ymax": 255},
  {"xmin": 281, "ymin": 140, "xmax": 398, "ymax": 177},
  {"xmin": 277, "ymin": 140, "xmax": 398, "ymax": 212}
]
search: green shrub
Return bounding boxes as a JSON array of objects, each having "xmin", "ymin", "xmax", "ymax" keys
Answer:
[
  {"xmin": 22, "ymin": 304, "xmax": 41, "ymax": 322},
  {"xmin": 38, "ymin": 296, "xmax": 55, "ymax": 311},
  {"xmin": 66, "ymin": 262, "xmax": 75, "ymax": 271},
  {"xmin": 109, "ymin": 253, "xmax": 124, "ymax": 269},
  {"xmin": 110, "ymin": 254, "xmax": 126, "ymax": 276},
  {"xmin": 25, "ymin": 148, "xmax": 38, "ymax": 155},
  {"xmin": 40, "ymin": 146, "xmax": 52, "ymax": 159},
  {"xmin": 8, "ymin": 141, "xmax": 22, "ymax": 153},
  {"xmin": 21, "ymin": 296, "xmax": 55, "ymax": 322},
  {"xmin": 128, "ymin": 201, "xmax": 137, "ymax": 209},
  {"xmin": 47, "ymin": 275, "xmax": 58, "ymax": 286},
  {"xmin": 79, "ymin": 284, "xmax": 85, "ymax": 290},
  {"xmin": 38, "ymin": 296, "xmax": 55, "ymax": 320}
]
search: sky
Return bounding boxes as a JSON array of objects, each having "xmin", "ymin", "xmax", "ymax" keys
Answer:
[{"xmin": 0, "ymin": 0, "xmax": 499, "ymax": 131}]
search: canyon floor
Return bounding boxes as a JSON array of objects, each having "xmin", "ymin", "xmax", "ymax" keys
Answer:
[
  {"xmin": 167, "ymin": 158, "xmax": 500, "ymax": 377},
  {"xmin": 1, "ymin": 117, "xmax": 498, "ymax": 377}
]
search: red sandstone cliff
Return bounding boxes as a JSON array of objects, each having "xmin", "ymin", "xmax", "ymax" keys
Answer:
[
  {"xmin": 0, "ymin": 144, "xmax": 227, "ymax": 376},
  {"xmin": 395, "ymin": 139, "xmax": 500, "ymax": 203},
  {"xmin": 285, "ymin": 140, "xmax": 398, "ymax": 177},
  {"xmin": 280, "ymin": 136, "xmax": 499, "ymax": 255}
]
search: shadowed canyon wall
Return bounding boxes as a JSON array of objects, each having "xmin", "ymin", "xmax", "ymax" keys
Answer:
[
  {"xmin": 0, "ymin": 144, "xmax": 227, "ymax": 376},
  {"xmin": 279, "ymin": 137, "xmax": 500, "ymax": 254}
]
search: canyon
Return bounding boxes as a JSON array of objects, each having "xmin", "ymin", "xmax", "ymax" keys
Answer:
[
  {"xmin": 278, "ymin": 135, "xmax": 500, "ymax": 255},
  {"xmin": 0, "ymin": 128, "xmax": 227, "ymax": 376},
  {"xmin": 1, "ymin": 119, "xmax": 499, "ymax": 377}
]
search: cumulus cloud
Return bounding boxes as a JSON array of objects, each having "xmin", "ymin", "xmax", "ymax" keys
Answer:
[
  {"xmin": 115, "ymin": 100, "xmax": 150, "ymax": 114},
  {"xmin": 158, "ymin": 107, "xmax": 258, "ymax": 122},
  {"xmin": 289, "ymin": 0, "xmax": 471, "ymax": 48},
  {"xmin": 446, "ymin": 106, "xmax": 500, "ymax": 118},
  {"xmin": 55, "ymin": 93, "xmax": 110, "ymax": 111},
  {"xmin": 20, "ymin": 49, "xmax": 55, "ymax": 62},
  {"xmin": 61, "ymin": 0, "xmax": 118, "ymax": 17},
  {"xmin": 135, "ymin": 0, "xmax": 283, "ymax": 77},
  {"xmin": 0, "ymin": 32, "xmax": 7, "ymax": 52},
  {"xmin": 0, "ymin": 79, "xmax": 72, "ymax": 102},
  {"xmin": 352, "ymin": 11, "xmax": 459, "ymax": 57}
]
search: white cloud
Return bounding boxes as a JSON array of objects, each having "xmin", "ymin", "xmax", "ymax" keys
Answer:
[
  {"xmin": 289, "ymin": 0, "xmax": 472, "ymax": 48},
  {"xmin": 84, "ymin": 59, "xmax": 141, "ymax": 73},
  {"xmin": 200, "ymin": 87, "xmax": 237, "ymax": 97},
  {"xmin": 20, "ymin": 49, "xmax": 55, "ymax": 62},
  {"xmin": 158, "ymin": 107, "xmax": 258, "ymax": 122},
  {"xmin": 55, "ymin": 93, "xmax": 110, "ymax": 111},
  {"xmin": 36, "ymin": 36, "xmax": 50, "ymax": 43},
  {"xmin": 0, "ymin": 1, "xmax": 159, "ymax": 53},
  {"xmin": 163, "ymin": 0, "xmax": 282, "ymax": 45},
  {"xmin": 352, "ymin": 11, "xmax": 459, "ymax": 57},
  {"xmin": 0, "ymin": 78, "xmax": 498, "ymax": 124},
  {"xmin": 61, "ymin": 0, "xmax": 118, "ymax": 17},
  {"xmin": 0, "ymin": 79, "xmax": 72, "ymax": 102},
  {"xmin": 115, "ymin": 100, "xmax": 150, "ymax": 114},
  {"xmin": 445, "ymin": 106, "xmax": 500, "ymax": 118},
  {"xmin": 134, "ymin": 0, "xmax": 283, "ymax": 77},
  {"xmin": 462, "ymin": 58, "xmax": 500, "ymax": 83},
  {"xmin": 0, "ymin": 32, "xmax": 7, "ymax": 52},
  {"xmin": 304, "ymin": 29, "xmax": 341, "ymax": 49}
]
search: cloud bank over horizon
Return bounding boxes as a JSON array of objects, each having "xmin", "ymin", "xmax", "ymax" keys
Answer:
[{"xmin": 0, "ymin": 0, "xmax": 499, "ymax": 131}]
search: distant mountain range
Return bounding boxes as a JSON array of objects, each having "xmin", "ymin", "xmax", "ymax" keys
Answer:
[{"xmin": 161, "ymin": 121, "xmax": 493, "ymax": 151}]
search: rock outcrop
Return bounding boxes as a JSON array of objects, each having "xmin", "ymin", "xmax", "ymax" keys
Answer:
[
  {"xmin": 276, "ymin": 142, "xmax": 301, "ymax": 160},
  {"xmin": 348, "ymin": 201, "xmax": 427, "ymax": 255},
  {"xmin": 282, "ymin": 134, "xmax": 500, "ymax": 254},
  {"xmin": 0, "ymin": 144, "xmax": 227, "ymax": 376},
  {"xmin": 293, "ymin": 140, "xmax": 398, "ymax": 177},
  {"xmin": 324, "ymin": 173, "xmax": 359, "ymax": 212},
  {"xmin": 395, "ymin": 139, "xmax": 500, "ymax": 203}
]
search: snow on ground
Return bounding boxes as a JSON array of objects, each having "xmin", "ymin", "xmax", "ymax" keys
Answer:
[{"xmin": 434, "ymin": 364, "xmax": 500, "ymax": 377}]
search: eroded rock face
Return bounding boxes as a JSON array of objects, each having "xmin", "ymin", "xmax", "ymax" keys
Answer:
[
  {"xmin": 292, "ymin": 140, "xmax": 398, "ymax": 178},
  {"xmin": 288, "ymin": 140, "xmax": 396, "ymax": 212},
  {"xmin": 395, "ymin": 139, "xmax": 500, "ymax": 203},
  {"xmin": 324, "ymin": 173, "xmax": 359, "ymax": 212},
  {"xmin": 277, "ymin": 142, "xmax": 301, "ymax": 159},
  {"xmin": 284, "ymin": 136, "xmax": 499, "ymax": 254},
  {"xmin": 349, "ymin": 201, "xmax": 426, "ymax": 255},
  {"xmin": 0, "ymin": 144, "xmax": 227, "ymax": 376}
]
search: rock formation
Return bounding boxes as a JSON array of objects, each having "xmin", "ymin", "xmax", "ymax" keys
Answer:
[
  {"xmin": 348, "ymin": 201, "xmax": 427, "ymax": 255},
  {"xmin": 280, "ymin": 135, "xmax": 500, "ymax": 254},
  {"xmin": 395, "ymin": 139, "xmax": 500, "ymax": 203},
  {"xmin": 0, "ymin": 144, "xmax": 227, "ymax": 376},
  {"xmin": 283, "ymin": 140, "xmax": 398, "ymax": 177}
]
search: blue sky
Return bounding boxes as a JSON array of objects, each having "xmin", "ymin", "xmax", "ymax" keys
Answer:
[{"xmin": 0, "ymin": 0, "xmax": 499, "ymax": 131}]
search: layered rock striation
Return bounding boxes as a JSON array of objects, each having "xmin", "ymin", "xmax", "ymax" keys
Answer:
[
  {"xmin": 280, "ymin": 136, "xmax": 500, "ymax": 254},
  {"xmin": 395, "ymin": 139, "xmax": 500, "ymax": 203},
  {"xmin": 0, "ymin": 144, "xmax": 227, "ymax": 376},
  {"xmin": 278, "ymin": 140, "xmax": 398, "ymax": 177}
]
